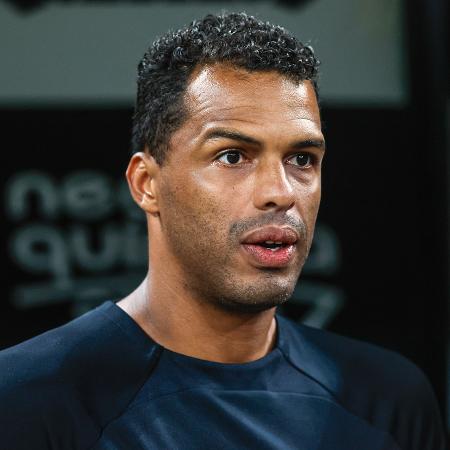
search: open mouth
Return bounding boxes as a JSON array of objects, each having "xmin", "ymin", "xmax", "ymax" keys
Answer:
[
  {"xmin": 241, "ymin": 242, "xmax": 295, "ymax": 267},
  {"xmin": 257, "ymin": 241, "xmax": 286, "ymax": 251},
  {"xmin": 239, "ymin": 226, "xmax": 299, "ymax": 267}
]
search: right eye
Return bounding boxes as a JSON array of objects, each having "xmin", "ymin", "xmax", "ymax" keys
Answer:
[{"xmin": 216, "ymin": 150, "xmax": 244, "ymax": 165}]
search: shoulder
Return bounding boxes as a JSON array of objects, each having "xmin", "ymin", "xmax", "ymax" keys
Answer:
[
  {"xmin": 278, "ymin": 315, "xmax": 425, "ymax": 396},
  {"xmin": 277, "ymin": 315, "xmax": 447, "ymax": 450},
  {"xmin": 0, "ymin": 301, "xmax": 160, "ymax": 450},
  {"xmin": 0, "ymin": 301, "xmax": 150, "ymax": 390}
]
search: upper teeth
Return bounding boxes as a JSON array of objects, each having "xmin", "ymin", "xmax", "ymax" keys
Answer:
[{"xmin": 265, "ymin": 241, "xmax": 282, "ymax": 244}]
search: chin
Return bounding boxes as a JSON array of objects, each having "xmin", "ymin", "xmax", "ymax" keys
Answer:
[{"xmin": 213, "ymin": 279, "xmax": 296, "ymax": 314}]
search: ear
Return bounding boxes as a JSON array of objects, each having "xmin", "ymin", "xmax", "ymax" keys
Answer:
[{"xmin": 126, "ymin": 152, "xmax": 160, "ymax": 215}]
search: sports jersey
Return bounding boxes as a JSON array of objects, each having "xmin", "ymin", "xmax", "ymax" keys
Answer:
[{"xmin": 0, "ymin": 301, "xmax": 446, "ymax": 449}]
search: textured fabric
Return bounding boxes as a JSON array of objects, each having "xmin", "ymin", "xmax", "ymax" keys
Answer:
[{"xmin": 0, "ymin": 301, "xmax": 446, "ymax": 450}]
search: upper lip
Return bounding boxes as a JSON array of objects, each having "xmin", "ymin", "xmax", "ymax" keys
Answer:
[{"xmin": 240, "ymin": 226, "xmax": 299, "ymax": 245}]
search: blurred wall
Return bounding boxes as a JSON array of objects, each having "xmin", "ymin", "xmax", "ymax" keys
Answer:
[{"xmin": 0, "ymin": 0, "xmax": 406, "ymax": 105}]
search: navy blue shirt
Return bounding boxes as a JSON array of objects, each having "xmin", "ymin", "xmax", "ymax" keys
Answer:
[{"xmin": 0, "ymin": 301, "xmax": 446, "ymax": 449}]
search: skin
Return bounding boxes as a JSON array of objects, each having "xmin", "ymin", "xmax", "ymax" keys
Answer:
[{"xmin": 118, "ymin": 64, "xmax": 325, "ymax": 363}]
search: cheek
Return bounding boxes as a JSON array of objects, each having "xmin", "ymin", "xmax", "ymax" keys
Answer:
[
  {"xmin": 308, "ymin": 180, "xmax": 321, "ymax": 213},
  {"xmin": 184, "ymin": 168, "xmax": 241, "ymax": 216},
  {"xmin": 294, "ymin": 177, "xmax": 321, "ymax": 228},
  {"xmin": 159, "ymin": 170, "xmax": 232, "ymax": 236}
]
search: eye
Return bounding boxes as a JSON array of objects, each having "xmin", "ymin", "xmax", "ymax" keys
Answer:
[
  {"xmin": 216, "ymin": 150, "xmax": 244, "ymax": 165},
  {"xmin": 286, "ymin": 152, "xmax": 313, "ymax": 168}
]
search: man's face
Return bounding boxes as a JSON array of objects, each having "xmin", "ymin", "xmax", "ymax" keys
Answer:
[{"xmin": 154, "ymin": 64, "xmax": 324, "ymax": 312}]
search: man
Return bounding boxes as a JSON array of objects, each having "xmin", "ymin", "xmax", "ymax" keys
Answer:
[{"xmin": 0, "ymin": 12, "xmax": 446, "ymax": 450}]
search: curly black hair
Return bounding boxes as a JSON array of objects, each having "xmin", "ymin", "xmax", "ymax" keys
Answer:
[{"xmin": 132, "ymin": 12, "xmax": 320, "ymax": 164}]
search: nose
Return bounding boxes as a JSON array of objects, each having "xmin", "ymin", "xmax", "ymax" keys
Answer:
[{"xmin": 252, "ymin": 159, "xmax": 296, "ymax": 212}]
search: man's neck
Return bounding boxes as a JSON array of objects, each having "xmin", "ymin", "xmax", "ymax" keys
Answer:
[{"xmin": 117, "ymin": 277, "xmax": 277, "ymax": 364}]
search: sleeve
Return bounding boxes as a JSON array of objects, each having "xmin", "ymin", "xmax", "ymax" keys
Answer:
[
  {"xmin": 0, "ymin": 350, "xmax": 54, "ymax": 449},
  {"xmin": 0, "ymin": 345, "xmax": 97, "ymax": 450},
  {"xmin": 391, "ymin": 362, "xmax": 448, "ymax": 450}
]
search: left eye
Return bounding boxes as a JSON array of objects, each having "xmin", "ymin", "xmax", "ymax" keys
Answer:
[
  {"xmin": 217, "ymin": 151, "xmax": 243, "ymax": 165},
  {"xmin": 287, "ymin": 153, "xmax": 312, "ymax": 167}
]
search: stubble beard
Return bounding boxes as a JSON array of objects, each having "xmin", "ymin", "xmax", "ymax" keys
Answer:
[{"xmin": 161, "ymin": 203, "xmax": 312, "ymax": 314}]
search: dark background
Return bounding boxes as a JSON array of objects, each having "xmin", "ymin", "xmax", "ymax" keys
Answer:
[{"xmin": 0, "ymin": 0, "xmax": 448, "ymax": 436}]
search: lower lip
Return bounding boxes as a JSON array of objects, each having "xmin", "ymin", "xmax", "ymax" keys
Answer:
[{"xmin": 241, "ymin": 244, "xmax": 295, "ymax": 268}]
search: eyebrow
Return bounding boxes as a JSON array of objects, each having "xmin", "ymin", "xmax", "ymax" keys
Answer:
[{"xmin": 201, "ymin": 128, "xmax": 325, "ymax": 151}]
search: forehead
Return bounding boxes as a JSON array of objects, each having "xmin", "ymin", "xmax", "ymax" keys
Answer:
[{"xmin": 182, "ymin": 64, "xmax": 321, "ymax": 133}]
